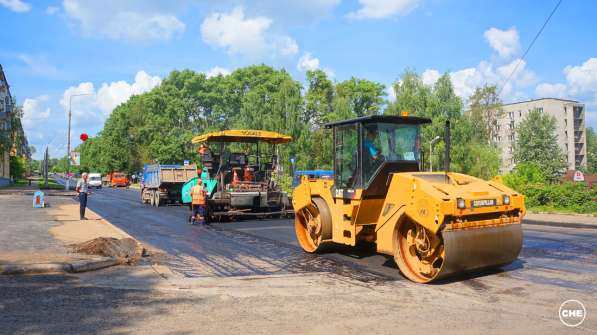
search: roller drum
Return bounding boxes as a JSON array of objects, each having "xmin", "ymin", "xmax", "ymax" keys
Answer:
[{"xmin": 436, "ymin": 223, "xmax": 523, "ymax": 280}]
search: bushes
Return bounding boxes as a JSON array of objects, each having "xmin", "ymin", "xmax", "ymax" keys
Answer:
[
  {"xmin": 520, "ymin": 183, "xmax": 597, "ymax": 213},
  {"xmin": 9, "ymin": 156, "xmax": 27, "ymax": 180},
  {"xmin": 504, "ymin": 162, "xmax": 597, "ymax": 214}
]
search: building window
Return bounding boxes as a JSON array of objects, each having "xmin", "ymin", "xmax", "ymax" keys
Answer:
[
  {"xmin": 519, "ymin": 110, "xmax": 521, "ymax": 117},
  {"xmin": 537, "ymin": 107, "xmax": 543, "ymax": 113},
  {"xmin": 508, "ymin": 112, "xmax": 514, "ymax": 119},
  {"xmin": 509, "ymin": 134, "xmax": 514, "ymax": 141}
]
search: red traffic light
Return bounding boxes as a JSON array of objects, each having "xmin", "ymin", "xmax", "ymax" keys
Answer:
[{"xmin": 80, "ymin": 133, "xmax": 89, "ymax": 142}]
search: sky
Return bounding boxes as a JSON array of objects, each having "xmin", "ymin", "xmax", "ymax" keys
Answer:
[{"xmin": 1, "ymin": 0, "xmax": 596, "ymax": 160}]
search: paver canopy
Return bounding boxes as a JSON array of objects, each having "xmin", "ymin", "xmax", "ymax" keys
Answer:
[{"xmin": 191, "ymin": 130, "xmax": 292, "ymax": 144}]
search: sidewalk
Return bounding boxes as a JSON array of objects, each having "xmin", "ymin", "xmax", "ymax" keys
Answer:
[
  {"xmin": 0, "ymin": 192, "xmax": 140, "ymax": 275},
  {"xmin": 524, "ymin": 212, "xmax": 597, "ymax": 229}
]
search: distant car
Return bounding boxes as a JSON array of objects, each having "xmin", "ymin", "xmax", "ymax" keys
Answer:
[{"xmin": 88, "ymin": 173, "xmax": 102, "ymax": 189}]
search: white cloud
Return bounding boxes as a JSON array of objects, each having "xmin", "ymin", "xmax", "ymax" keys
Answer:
[
  {"xmin": 22, "ymin": 95, "xmax": 51, "ymax": 129},
  {"xmin": 347, "ymin": 0, "xmax": 419, "ymax": 19},
  {"xmin": 534, "ymin": 58, "xmax": 597, "ymax": 128},
  {"xmin": 423, "ymin": 58, "xmax": 536, "ymax": 102},
  {"xmin": 484, "ymin": 27, "xmax": 520, "ymax": 59},
  {"xmin": 46, "ymin": 6, "xmax": 59, "ymax": 15},
  {"xmin": 297, "ymin": 53, "xmax": 320, "ymax": 72},
  {"xmin": 205, "ymin": 66, "xmax": 231, "ymax": 78},
  {"xmin": 62, "ymin": 0, "xmax": 185, "ymax": 41},
  {"xmin": 535, "ymin": 83, "xmax": 568, "ymax": 98},
  {"xmin": 0, "ymin": 0, "xmax": 31, "ymax": 12},
  {"xmin": 386, "ymin": 84, "xmax": 396, "ymax": 102},
  {"xmin": 60, "ymin": 71, "xmax": 161, "ymax": 127},
  {"xmin": 200, "ymin": 7, "xmax": 299, "ymax": 60},
  {"xmin": 564, "ymin": 58, "xmax": 597, "ymax": 96},
  {"xmin": 421, "ymin": 69, "xmax": 440, "ymax": 86},
  {"xmin": 534, "ymin": 58, "xmax": 597, "ymax": 99}
]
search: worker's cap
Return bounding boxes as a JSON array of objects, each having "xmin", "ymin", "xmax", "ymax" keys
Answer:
[{"xmin": 197, "ymin": 178, "xmax": 202, "ymax": 184}]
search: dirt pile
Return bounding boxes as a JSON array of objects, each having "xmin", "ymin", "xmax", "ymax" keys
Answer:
[{"xmin": 70, "ymin": 237, "xmax": 142, "ymax": 264}]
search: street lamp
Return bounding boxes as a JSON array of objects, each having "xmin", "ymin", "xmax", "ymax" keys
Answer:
[
  {"xmin": 65, "ymin": 93, "xmax": 93, "ymax": 190},
  {"xmin": 429, "ymin": 136, "xmax": 441, "ymax": 172}
]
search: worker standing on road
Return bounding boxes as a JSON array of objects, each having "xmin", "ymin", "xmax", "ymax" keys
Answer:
[
  {"xmin": 190, "ymin": 178, "xmax": 207, "ymax": 225},
  {"xmin": 76, "ymin": 172, "xmax": 90, "ymax": 220}
]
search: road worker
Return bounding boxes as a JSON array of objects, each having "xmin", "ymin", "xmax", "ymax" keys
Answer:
[{"xmin": 190, "ymin": 178, "xmax": 208, "ymax": 225}]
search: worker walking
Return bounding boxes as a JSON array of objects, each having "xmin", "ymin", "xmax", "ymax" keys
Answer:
[
  {"xmin": 76, "ymin": 172, "xmax": 90, "ymax": 220},
  {"xmin": 190, "ymin": 178, "xmax": 208, "ymax": 225}
]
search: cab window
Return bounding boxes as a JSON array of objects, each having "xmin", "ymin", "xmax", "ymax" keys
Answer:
[
  {"xmin": 334, "ymin": 124, "xmax": 358, "ymax": 188},
  {"xmin": 361, "ymin": 123, "xmax": 420, "ymax": 185}
]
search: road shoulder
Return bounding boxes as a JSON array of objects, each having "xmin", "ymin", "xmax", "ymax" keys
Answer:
[{"xmin": 0, "ymin": 193, "xmax": 141, "ymax": 275}]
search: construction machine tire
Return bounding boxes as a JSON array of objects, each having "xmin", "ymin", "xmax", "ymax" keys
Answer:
[
  {"xmin": 294, "ymin": 197, "xmax": 333, "ymax": 253},
  {"xmin": 151, "ymin": 191, "xmax": 157, "ymax": 207},
  {"xmin": 394, "ymin": 218, "xmax": 523, "ymax": 283}
]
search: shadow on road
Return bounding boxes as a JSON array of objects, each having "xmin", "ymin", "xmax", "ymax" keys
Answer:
[{"xmin": 0, "ymin": 274, "xmax": 197, "ymax": 335}]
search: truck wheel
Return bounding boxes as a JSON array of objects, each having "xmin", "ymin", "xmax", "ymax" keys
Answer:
[{"xmin": 150, "ymin": 191, "xmax": 156, "ymax": 206}]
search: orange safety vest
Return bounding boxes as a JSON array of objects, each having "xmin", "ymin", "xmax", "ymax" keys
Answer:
[{"xmin": 190, "ymin": 184, "xmax": 206, "ymax": 205}]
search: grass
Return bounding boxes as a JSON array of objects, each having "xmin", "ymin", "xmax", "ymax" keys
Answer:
[
  {"xmin": 1, "ymin": 178, "xmax": 64, "ymax": 190},
  {"xmin": 527, "ymin": 205, "xmax": 597, "ymax": 216}
]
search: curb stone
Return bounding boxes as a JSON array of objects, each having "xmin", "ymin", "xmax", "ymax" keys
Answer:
[
  {"xmin": 523, "ymin": 219, "xmax": 597, "ymax": 230},
  {"xmin": 0, "ymin": 257, "xmax": 120, "ymax": 275}
]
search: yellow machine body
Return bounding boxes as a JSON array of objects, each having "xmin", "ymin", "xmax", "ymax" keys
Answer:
[{"xmin": 293, "ymin": 115, "xmax": 525, "ymax": 283}]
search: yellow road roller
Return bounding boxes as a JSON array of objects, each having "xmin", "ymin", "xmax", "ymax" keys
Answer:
[{"xmin": 292, "ymin": 115, "xmax": 524, "ymax": 283}]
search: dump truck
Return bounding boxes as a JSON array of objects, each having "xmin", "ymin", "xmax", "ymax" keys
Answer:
[
  {"xmin": 189, "ymin": 129, "xmax": 292, "ymax": 219},
  {"xmin": 103, "ymin": 172, "xmax": 130, "ymax": 187},
  {"xmin": 141, "ymin": 164, "xmax": 198, "ymax": 207},
  {"xmin": 292, "ymin": 115, "xmax": 524, "ymax": 283}
]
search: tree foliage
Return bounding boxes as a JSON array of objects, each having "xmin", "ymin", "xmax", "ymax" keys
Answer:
[
  {"xmin": 466, "ymin": 85, "xmax": 503, "ymax": 143},
  {"xmin": 513, "ymin": 108, "xmax": 567, "ymax": 182},
  {"xmin": 385, "ymin": 71, "xmax": 500, "ymax": 178},
  {"xmin": 586, "ymin": 127, "xmax": 597, "ymax": 173}
]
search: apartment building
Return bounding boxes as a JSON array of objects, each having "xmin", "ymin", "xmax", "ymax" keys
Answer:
[
  {"xmin": 495, "ymin": 98, "xmax": 587, "ymax": 173},
  {"xmin": 0, "ymin": 64, "xmax": 13, "ymax": 184}
]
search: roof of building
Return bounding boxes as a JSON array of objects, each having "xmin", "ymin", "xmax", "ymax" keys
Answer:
[
  {"xmin": 0, "ymin": 64, "xmax": 12, "ymax": 99},
  {"xmin": 501, "ymin": 97, "xmax": 580, "ymax": 107}
]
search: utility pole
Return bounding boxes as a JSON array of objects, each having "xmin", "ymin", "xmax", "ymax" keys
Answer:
[
  {"xmin": 44, "ymin": 147, "xmax": 48, "ymax": 188},
  {"xmin": 65, "ymin": 93, "xmax": 92, "ymax": 190}
]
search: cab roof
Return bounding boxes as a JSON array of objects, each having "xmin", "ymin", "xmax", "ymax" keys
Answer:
[
  {"xmin": 191, "ymin": 129, "xmax": 292, "ymax": 144},
  {"xmin": 324, "ymin": 115, "xmax": 432, "ymax": 128}
]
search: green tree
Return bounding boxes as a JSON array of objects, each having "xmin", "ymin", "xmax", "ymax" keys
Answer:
[
  {"xmin": 304, "ymin": 69, "xmax": 334, "ymax": 126},
  {"xmin": 513, "ymin": 108, "xmax": 567, "ymax": 182},
  {"xmin": 9, "ymin": 156, "xmax": 26, "ymax": 180},
  {"xmin": 586, "ymin": 127, "xmax": 597, "ymax": 173},
  {"xmin": 335, "ymin": 77, "xmax": 386, "ymax": 117},
  {"xmin": 466, "ymin": 85, "xmax": 503, "ymax": 143}
]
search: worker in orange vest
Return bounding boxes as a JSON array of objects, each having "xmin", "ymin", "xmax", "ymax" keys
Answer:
[{"xmin": 190, "ymin": 179, "xmax": 208, "ymax": 225}]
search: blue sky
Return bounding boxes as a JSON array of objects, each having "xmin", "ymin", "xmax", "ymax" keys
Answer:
[{"xmin": 1, "ymin": 0, "xmax": 596, "ymax": 159}]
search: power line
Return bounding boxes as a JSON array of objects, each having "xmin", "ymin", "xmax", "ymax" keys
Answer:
[{"xmin": 498, "ymin": 0, "xmax": 563, "ymax": 97}]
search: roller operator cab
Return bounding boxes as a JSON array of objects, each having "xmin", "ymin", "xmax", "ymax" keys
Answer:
[{"xmin": 292, "ymin": 115, "xmax": 525, "ymax": 283}]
